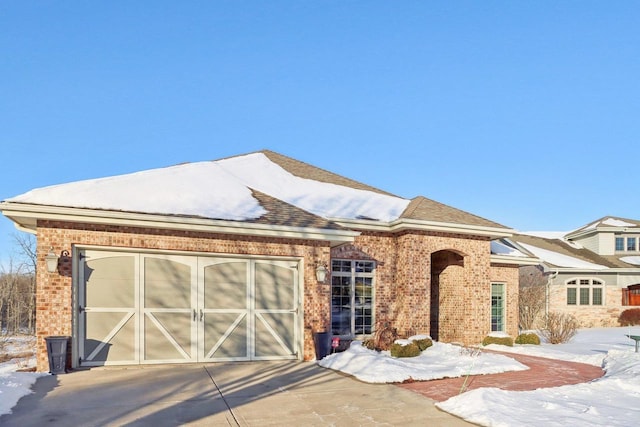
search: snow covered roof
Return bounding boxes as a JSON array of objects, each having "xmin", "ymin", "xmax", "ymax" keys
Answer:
[
  {"xmin": 1, "ymin": 150, "xmax": 511, "ymax": 237},
  {"xmin": 510, "ymin": 233, "xmax": 628, "ymax": 270},
  {"xmin": 569, "ymin": 216, "xmax": 640, "ymax": 237},
  {"xmin": 6, "ymin": 152, "xmax": 408, "ymax": 223},
  {"xmin": 517, "ymin": 242, "xmax": 609, "ymax": 270},
  {"xmin": 490, "ymin": 240, "xmax": 528, "ymax": 258}
]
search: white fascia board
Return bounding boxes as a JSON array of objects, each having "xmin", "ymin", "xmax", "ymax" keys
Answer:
[
  {"xmin": 0, "ymin": 202, "xmax": 359, "ymax": 244},
  {"xmin": 490, "ymin": 254, "xmax": 542, "ymax": 266},
  {"xmin": 547, "ymin": 266, "xmax": 611, "ymax": 273},
  {"xmin": 567, "ymin": 226, "xmax": 640, "ymax": 240},
  {"xmin": 333, "ymin": 217, "xmax": 513, "ymax": 238}
]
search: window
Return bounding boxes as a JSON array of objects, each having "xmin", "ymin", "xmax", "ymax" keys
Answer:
[
  {"xmin": 491, "ymin": 283, "xmax": 505, "ymax": 332},
  {"xmin": 331, "ymin": 260, "xmax": 375, "ymax": 336},
  {"xmin": 615, "ymin": 235, "xmax": 639, "ymax": 252},
  {"xmin": 566, "ymin": 278, "xmax": 604, "ymax": 306}
]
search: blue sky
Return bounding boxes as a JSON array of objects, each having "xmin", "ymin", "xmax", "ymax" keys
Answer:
[{"xmin": 1, "ymin": 1, "xmax": 639, "ymax": 263}]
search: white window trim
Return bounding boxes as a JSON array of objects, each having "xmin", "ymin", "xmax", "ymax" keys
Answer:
[
  {"xmin": 330, "ymin": 259, "xmax": 376, "ymax": 338},
  {"xmin": 490, "ymin": 282, "xmax": 506, "ymax": 332},
  {"xmin": 565, "ymin": 277, "xmax": 605, "ymax": 306}
]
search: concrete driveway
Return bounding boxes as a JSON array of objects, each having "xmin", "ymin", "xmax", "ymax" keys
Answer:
[{"xmin": 0, "ymin": 361, "xmax": 473, "ymax": 426}]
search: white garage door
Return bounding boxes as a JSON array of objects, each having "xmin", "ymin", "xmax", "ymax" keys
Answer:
[{"xmin": 78, "ymin": 250, "xmax": 300, "ymax": 366}]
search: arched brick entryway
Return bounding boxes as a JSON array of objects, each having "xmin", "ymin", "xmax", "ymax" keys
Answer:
[{"xmin": 430, "ymin": 250, "xmax": 465, "ymax": 342}]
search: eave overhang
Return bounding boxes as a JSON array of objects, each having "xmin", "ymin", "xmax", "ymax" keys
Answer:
[
  {"xmin": 333, "ymin": 217, "xmax": 513, "ymax": 239},
  {"xmin": 0, "ymin": 202, "xmax": 360, "ymax": 246},
  {"xmin": 490, "ymin": 254, "xmax": 542, "ymax": 266},
  {"xmin": 566, "ymin": 226, "xmax": 640, "ymax": 241}
]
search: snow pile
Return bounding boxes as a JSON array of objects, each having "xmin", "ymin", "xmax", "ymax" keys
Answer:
[
  {"xmin": 437, "ymin": 351, "xmax": 640, "ymax": 427},
  {"xmin": 319, "ymin": 341, "xmax": 528, "ymax": 383}
]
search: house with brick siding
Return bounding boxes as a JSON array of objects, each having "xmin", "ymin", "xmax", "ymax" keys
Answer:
[
  {"xmin": 1, "ymin": 150, "xmax": 535, "ymax": 372},
  {"xmin": 511, "ymin": 217, "xmax": 640, "ymax": 328}
]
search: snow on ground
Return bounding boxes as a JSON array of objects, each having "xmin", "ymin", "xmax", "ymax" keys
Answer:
[
  {"xmin": 320, "ymin": 327, "xmax": 640, "ymax": 426},
  {"xmin": 0, "ymin": 335, "xmax": 43, "ymax": 418},
  {"xmin": 1, "ymin": 328, "xmax": 639, "ymax": 425}
]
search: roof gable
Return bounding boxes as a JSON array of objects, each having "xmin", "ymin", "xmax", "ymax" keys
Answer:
[{"xmin": 401, "ymin": 196, "xmax": 505, "ymax": 229}]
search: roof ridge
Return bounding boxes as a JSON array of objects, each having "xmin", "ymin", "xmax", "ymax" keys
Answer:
[{"xmin": 258, "ymin": 150, "xmax": 401, "ymax": 198}]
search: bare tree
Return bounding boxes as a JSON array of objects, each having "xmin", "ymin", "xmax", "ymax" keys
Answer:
[
  {"xmin": 12, "ymin": 233, "xmax": 36, "ymax": 332},
  {"xmin": 0, "ymin": 233, "xmax": 37, "ymax": 335},
  {"xmin": 519, "ymin": 266, "xmax": 546, "ymax": 331}
]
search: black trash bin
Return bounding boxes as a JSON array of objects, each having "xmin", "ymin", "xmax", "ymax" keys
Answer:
[
  {"xmin": 313, "ymin": 331, "xmax": 331, "ymax": 360},
  {"xmin": 45, "ymin": 336, "xmax": 69, "ymax": 374}
]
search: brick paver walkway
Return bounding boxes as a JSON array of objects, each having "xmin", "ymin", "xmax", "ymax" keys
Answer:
[{"xmin": 398, "ymin": 351, "xmax": 605, "ymax": 402}]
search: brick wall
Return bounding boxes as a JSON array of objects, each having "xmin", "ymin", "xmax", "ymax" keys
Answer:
[
  {"xmin": 340, "ymin": 231, "xmax": 497, "ymax": 346},
  {"xmin": 490, "ymin": 264, "xmax": 520, "ymax": 338},
  {"xmin": 35, "ymin": 220, "xmax": 516, "ymax": 371},
  {"xmin": 35, "ymin": 220, "xmax": 331, "ymax": 371}
]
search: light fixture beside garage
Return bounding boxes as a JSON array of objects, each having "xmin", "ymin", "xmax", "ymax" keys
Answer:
[
  {"xmin": 315, "ymin": 263, "xmax": 328, "ymax": 283},
  {"xmin": 45, "ymin": 247, "xmax": 59, "ymax": 273}
]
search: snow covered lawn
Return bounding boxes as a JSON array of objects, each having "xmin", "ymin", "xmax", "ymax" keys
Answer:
[
  {"xmin": 0, "ymin": 335, "xmax": 43, "ymax": 418},
  {"xmin": 319, "ymin": 327, "xmax": 640, "ymax": 426},
  {"xmin": 1, "ymin": 328, "xmax": 639, "ymax": 426}
]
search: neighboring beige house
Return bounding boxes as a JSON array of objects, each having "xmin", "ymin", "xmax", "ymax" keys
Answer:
[
  {"xmin": 0, "ymin": 150, "xmax": 533, "ymax": 372},
  {"xmin": 510, "ymin": 217, "xmax": 640, "ymax": 328}
]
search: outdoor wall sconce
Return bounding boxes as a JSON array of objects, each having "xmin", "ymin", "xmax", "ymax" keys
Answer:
[
  {"xmin": 45, "ymin": 247, "xmax": 59, "ymax": 273},
  {"xmin": 315, "ymin": 263, "xmax": 328, "ymax": 283}
]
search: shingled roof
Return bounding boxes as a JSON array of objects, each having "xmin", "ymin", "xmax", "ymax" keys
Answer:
[
  {"xmin": 2, "ymin": 150, "xmax": 511, "ymax": 237},
  {"xmin": 400, "ymin": 196, "xmax": 506, "ymax": 228},
  {"xmin": 511, "ymin": 233, "xmax": 626, "ymax": 269},
  {"xmin": 260, "ymin": 150, "xmax": 398, "ymax": 197},
  {"xmin": 257, "ymin": 150, "xmax": 506, "ymax": 230}
]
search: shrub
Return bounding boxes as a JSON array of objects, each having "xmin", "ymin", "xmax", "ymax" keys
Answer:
[
  {"xmin": 390, "ymin": 341, "xmax": 421, "ymax": 358},
  {"xmin": 482, "ymin": 335, "xmax": 514, "ymax": 347},
  {"xmin": 619, "ymin": 308, "xmax": 640, "ymax": 326},
  {"xmin": 412, "ymin": 337, "xmax": 433, "ymax": 351},
  {"xmin": 539, "ymin": 312, "xmax": 578, "ymax": 344},
  {"xmin": 362, "ymin": 338, "xmax": 376, "ymax": 351},
  {"xmin": 515, "ymin": 333, "xmax": 540, "ymax": 345}
]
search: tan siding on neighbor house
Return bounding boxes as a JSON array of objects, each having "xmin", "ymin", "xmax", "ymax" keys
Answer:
[{"xmin": 548, "ymin": 277, "xmax": 623, "ymax": 327}]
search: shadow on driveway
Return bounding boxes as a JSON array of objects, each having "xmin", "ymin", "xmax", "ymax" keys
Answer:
[{"xmin": 0, "ymin": 361, "xmax": 473, "ymax": 426}]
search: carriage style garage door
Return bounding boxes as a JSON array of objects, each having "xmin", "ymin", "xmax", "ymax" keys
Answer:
[{"xmin": 78, "ymin": 250, "xmax": 300, "ymax": 366}]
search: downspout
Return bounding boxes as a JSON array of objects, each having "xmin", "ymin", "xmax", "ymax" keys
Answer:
[{"xmin": 546, "ymin": 270, "xmax": 558, "ymax": 317}]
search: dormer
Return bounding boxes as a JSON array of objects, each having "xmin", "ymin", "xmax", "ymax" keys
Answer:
[{"xmin": 565, "ymin": 217, "xmax": 640, "ymax": 256}]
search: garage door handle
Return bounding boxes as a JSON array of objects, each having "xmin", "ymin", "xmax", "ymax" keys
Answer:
[
  {"xmin": 199, "ymin": 309, "xmax": 204, "ymax": 322},
  {"xmin": 193, "ymin": 309, "xmax": 197, "ymax": 321}
]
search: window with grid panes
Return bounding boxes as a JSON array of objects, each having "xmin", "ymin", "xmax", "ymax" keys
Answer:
[
  {"xmin": 566, "ymin": 278, "xmax": 604, "ymax": 306},
  {"xmin": 491, "ymin": 283, "xmax": 505, "ymax": 332},
  {"xmin": 331, "ymin": 260, "xmax": 375, "ymax": 337}
]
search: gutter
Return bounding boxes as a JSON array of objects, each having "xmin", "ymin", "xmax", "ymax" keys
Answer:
[
  {"xmin": 333, "ymin": 217, "xmax": 513, "ymax": 239},
  {"xmin": 0, "ymin": 202, "xmax": 360, "ymax": 245}
]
